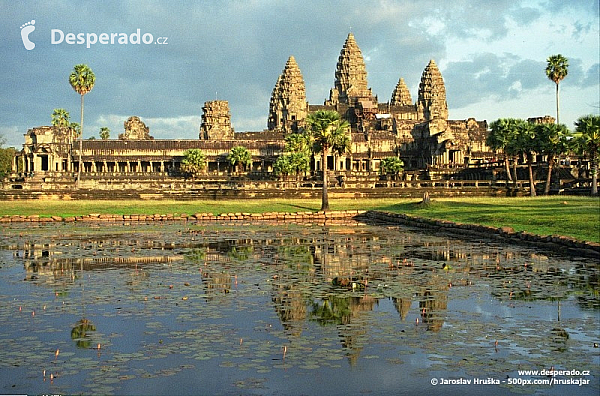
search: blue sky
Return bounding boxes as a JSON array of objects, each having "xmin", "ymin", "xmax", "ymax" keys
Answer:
[{"xmin": 1, "ymin": 0, "xmax": 598, "ymax": 147}]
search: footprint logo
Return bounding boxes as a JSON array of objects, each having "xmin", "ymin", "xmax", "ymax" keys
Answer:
[{"xmin": 20, "ymin": 20, "xmax": 36, "ymax": 50}]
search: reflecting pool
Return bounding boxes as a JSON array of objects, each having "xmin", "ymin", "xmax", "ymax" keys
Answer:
[{"xmin": 0, "ymin": 221, "xmax": 598, "ymax": 395}]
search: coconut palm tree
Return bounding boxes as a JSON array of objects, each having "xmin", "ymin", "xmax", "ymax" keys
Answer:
[
  {"xmin": 573, "ymin": 115, "xmax": 600, "ymax": 195},
  {"xmin": 305, "ymin": 110, "xmax": 350, "ymax": 211},
  {"xmin": 545, "ymin": 55, "xmax": 568, "ymax": 124},
  {"xmin": 69, "ymin": 64, "xmax": 95, "ymax": 186}
]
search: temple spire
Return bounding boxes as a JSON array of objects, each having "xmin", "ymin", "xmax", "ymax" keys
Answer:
[
  {"xmin": 417, "ymin": 59, "xmax": 448, "ymax": 122},
  {"xmin": 268, "ymin": 56, "xmax": 308, "ymax": 133},
  {"xmin": 326, "ymin": 33, "xmax": 373, "ymax": 106},
  {"xmin": 390, "ymin": 77, "xmax": 413, "ymax": 106},
  {"xmin": 199, "ymin": 100, "xmax": 234, "ymax": 140}
]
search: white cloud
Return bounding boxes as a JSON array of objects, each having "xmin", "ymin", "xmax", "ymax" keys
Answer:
[
  {"xmin": 89, "ymin": 114, "xmax": 201, "ymax": 140},
  {"xmin": 0, "ymin": 126, "xmax": 21, "ymax": 148},
  {"xmin": 1, "ymin": 0, "xmax": 598, "ymax": 147}
]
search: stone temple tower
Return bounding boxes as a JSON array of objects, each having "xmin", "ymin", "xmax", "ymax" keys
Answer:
[
  {"xmin": 199, "ymin": 100, "xmax": 234, "ymax": 140},
  {"xmin": 268, "ymin": 56, "xmax": 308, "ymax": 133},
  {"xmin": 417, "ymin": 60, "xmax": 448, "ymax": 124},
  {"xmin": 326, "ymin": 33, "xmax": 374, "ymax": 106},
  {"xmin": 390, "ymin": 77, "xmax": 413, "ymax": 107}
]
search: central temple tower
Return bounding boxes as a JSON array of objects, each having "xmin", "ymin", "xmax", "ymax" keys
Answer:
[
  {"xmin": 417, "ymin": 59, "xmax": 448, "ymax": 130},
  {"xmin": 326, "ymin": 33, "xmax": 374, "ymax": 106}
]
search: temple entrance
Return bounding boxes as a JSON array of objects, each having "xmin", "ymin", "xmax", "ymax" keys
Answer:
[{"xmin": 40, "ymin": 155, "xmax": 49, "ymax": 171}]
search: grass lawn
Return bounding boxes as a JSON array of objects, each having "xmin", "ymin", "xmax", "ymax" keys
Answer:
[{"xmin": 0, "ymin": 196, "xmax": 598, "ymax": 243}]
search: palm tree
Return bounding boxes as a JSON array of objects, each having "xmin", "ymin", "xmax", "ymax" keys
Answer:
[
  {"xmin": 69, "ymin": 64, "xmax": 96, "ymax": 186},
  {"xmin": 535, "ymin": 122, "xmax": 570, "ymax": 195},
  {"xmin": 51, "ymin": 108, "xmax": 71, "ymax": 127},
  {"xmin": 227, "ymin": 146, "xmax": 252, "ymax": 173},
  {"xmin": 573, "ymin": 115, "xmax": 600, "ymax": 195},
  {"xmin": 69, "ymin": 122, "xmax": 81, "ymax": 139},
  {"xmin": 515, "ymin": 120, "xmax": 538, "ymax": 197},
  {"xmin": 487, "ymin": 118, "xmax": 520, "ymax": 185},
  {"xmin": 99, "ymin": 127, "xmax": 110, "ymax": 140},
  {"xmin": 305, "ymin": 110, "xmax": 351, "ymax": 211},
  {"xmin": 545, "ymin": 55, "xmax": 568, "ymax": 124},
  {"xmin": 181, "ymin": 148, "xmax": 207, "ymax": 177}
]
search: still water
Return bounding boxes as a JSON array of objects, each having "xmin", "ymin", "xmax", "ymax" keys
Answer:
[{"xmin": 0, "ymin": 220, "xmax": 598, "ymax": 395}]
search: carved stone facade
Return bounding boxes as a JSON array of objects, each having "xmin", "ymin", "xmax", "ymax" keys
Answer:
[
  {"xmin": 10, "ymin": 33, "xmax": 529, "ymax": 191},
  {"xmin": 19, "ymin": 126, "xmax": 75, "ymax": 175},
  {"xmin": 268, "ymin": 56, "xmax": 308, "ymax": 134},
  {"xmin": 119, "ymin": 116, "xmax": 153, "ymax": 140},
  {"xmin": 199, "ymin": 100, "xmax": 234, "ymax": 140}
]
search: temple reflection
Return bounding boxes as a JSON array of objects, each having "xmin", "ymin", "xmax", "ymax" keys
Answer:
[{"xmin": 11, "ymin": 223, "xmax": 598, "ymax": 366}]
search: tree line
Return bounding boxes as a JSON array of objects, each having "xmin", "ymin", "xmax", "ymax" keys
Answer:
[{"xmin": 487, "ymin": 115, "xmax": 599, "ymax": 196}]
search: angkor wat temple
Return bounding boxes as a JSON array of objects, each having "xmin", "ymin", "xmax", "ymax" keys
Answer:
[{"xmin": 7, "ymin": 33, "xmax": 510, "ymax": 197}]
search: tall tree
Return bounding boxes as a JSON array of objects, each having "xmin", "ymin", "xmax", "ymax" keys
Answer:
[
  {"xmin": 573, "ymin": 115, "xmax": 600, "ymax": 195},
  {"xmin": 274, "ymin": 132, "xmax": 312, "ymax": 180},
  {"xmin": 284, "ymin": 131, "xmax": 312, "ymax": 155},
  {"xmin": 227, "ymin": 146, "xmax": 252, "ymax": 173},
  {"xmin": 51, "ymin": 108, "xmax": 71, "ymax": 127},
  {"xmin": 99, "ymin": 127, "xmax": 110, "ymax": 140},
  {"xmin": 0, "ymin": 147, "xmax": 16, "ymax": 178},
  {"xmin": 69, "ymin": 64, "xmax": 95, "ymax": 185},
  {"xmin": 545, "ymin": 55, "xmax": 568, "ymax": 124},
  {"xmin": 515, "ymin": 120, "xmax": 538, "ymax": 197},
  {"xmin": 487, "ymin": 118, "xmax": 520, "ymax": 185},
  {"xmin": 305, "ymin": 110, "xmax": 351, "ymax": 211},
  {"xmin": 0, "ymin": 134, "xmax": 15, "ymax": 178},
  {"xmin": 70, "ymin": 122, "xmax": 81, "ymax": 139},
  {"xmin": 535, "ymin": 122, "xmax": 570, "ymax": 195}
]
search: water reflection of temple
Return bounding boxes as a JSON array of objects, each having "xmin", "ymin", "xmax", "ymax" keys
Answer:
[
  {"xmin": 272, "ymin": 284, "xmax": 306, "ymax": 337},
  {"xmin": 10, "ymin": 224, "xmax": 597, "ymax": 366},
  {"xmin": 16, "ymin": 240, "xmax": 184, "ymax": 284},
  {"xmin": 417, "ymin": 281, "xmax": 449, "ymax": 332}
]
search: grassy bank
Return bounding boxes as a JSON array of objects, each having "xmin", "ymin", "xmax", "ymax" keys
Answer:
[{"xmin": 1, "ymin": 196, "xmax": 598, "ymax": 243}]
